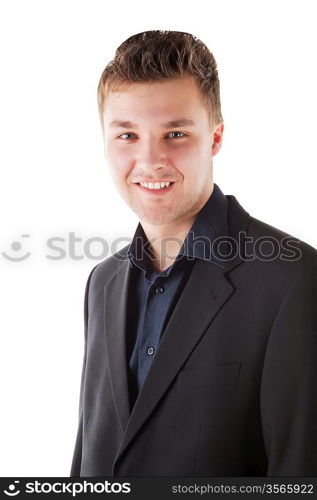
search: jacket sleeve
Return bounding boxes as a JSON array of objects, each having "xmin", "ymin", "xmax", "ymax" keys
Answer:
[
  {"xmin": 70, "ymin": 265, "xmax": 97, "ymax": 477},
  {"xmin": 260, "ymin": 262, "xmax": 317, "ymax": 476}
]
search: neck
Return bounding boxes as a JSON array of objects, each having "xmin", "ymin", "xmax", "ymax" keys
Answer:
[{"xmin": 141, "ymin": 185, "xmax": 214, "ymax": 273}]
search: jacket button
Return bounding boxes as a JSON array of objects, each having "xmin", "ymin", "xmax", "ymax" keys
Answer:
[
  {"xmin": 155, "ymin": 286, "xmax": 165, "ymax": 294},
  {"xmin": 147, "ymin": 346, "xmax": 155, "ymax": 356}
]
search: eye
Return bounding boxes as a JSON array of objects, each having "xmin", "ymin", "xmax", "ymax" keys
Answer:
[
  {"xmin": 118, "ymin": 132, "xmax": 136, "ymax": 140},
  {"xmin": 167, "ymin": 131, "xmax": 186, "ymax": 139}
]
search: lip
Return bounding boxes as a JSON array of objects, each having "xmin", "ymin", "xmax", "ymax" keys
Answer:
[{"xmin": 134, "ymin": 181, "xmax": 175, "ymax": 195}]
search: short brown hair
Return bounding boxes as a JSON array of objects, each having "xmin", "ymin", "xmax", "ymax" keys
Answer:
[{"xmin": 97, "ymin": 30, "xmax": 223, "ymax": 126}]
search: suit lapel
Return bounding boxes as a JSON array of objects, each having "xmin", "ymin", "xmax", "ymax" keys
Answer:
[{"xmin": 104, "ymin": 258, "xmax": 132, "ymax": 435}]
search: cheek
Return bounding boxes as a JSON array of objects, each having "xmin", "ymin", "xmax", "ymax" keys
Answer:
[
  {"xmin": 174, "ymin": 141, "xmax": 213, "ymax": 188},
  {"xmin": 171, "ymin": 141, "xmax": 209, "ymax": 171},
  {"xmin": 169, "ymin": 142, "xmax": 197, "ymax": 167},
  {"xmin": 173, "ymin": 138, "xmax": 210, "ymax": 159},
  {"xmin": 106, "ymin": 143, "xmax": 132, "ymax": 177}
]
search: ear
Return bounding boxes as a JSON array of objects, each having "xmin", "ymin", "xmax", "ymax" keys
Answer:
[{"xmin": 211, "ymin": 123, "xmax": 224, "ymax": 157}]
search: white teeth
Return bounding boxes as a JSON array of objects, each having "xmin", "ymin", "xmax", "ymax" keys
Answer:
[{"xmin": 139, "ymin": 181, "xmax": 171, "ymax": 189}]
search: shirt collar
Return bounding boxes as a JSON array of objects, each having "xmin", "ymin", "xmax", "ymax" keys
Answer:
[{"xmin": 128, "ymin": 183, "xmax": 228, "ymax": 275}]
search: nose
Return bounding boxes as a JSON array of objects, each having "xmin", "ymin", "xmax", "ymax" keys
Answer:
[{"xmin": 136, "ymin": 137, "xmax": 167, "ymax": 173}]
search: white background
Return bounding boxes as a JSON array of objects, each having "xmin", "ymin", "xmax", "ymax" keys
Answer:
[{"xmin": 0, "ymin": 0, "xmax": 316, "ymax": 476}]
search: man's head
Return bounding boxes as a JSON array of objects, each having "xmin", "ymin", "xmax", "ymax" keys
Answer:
[{"xmin": 97, "ymin": 30, "xmax": 224, "ymax": 229}]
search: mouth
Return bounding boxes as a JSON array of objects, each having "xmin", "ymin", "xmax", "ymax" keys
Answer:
[{"xmin": 134, "ymin": 181, "xmax": 175, "ymax": 194}]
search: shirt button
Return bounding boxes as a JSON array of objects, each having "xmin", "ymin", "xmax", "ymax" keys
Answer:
[
  {"xmin": 155, "ymin": 286, "xmax": 165, "ymax": 294},
  {"xmin": 147, "ymin": 346, "xmax": 155, "ymax": 356}
]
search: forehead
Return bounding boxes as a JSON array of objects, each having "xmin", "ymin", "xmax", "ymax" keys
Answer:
[{"xmin": 102, "ymin": 76, "xmax": 210, "ymax": 127}]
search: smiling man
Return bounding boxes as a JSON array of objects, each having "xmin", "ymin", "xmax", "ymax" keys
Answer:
[{"xmin": 70, "ymin": 31, "xmax": 317, "ymax": 477}]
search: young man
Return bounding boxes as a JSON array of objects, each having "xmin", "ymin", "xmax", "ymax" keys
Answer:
[{"xmin": 71, "ymin": 31, "xmax": 317, "ymax": 477}]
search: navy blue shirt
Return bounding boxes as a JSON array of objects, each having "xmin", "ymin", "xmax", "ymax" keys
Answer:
[{"xmin": 127, "ymin": 184, "xmax": 228, "ymax": 405}]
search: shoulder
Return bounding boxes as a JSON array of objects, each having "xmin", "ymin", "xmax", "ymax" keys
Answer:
[
  {"xmin": 227, "ymin": 193, "xmax": 317, "ymax": 264},
  {"xmin": 249, "ymin": 215, "xmax": 317, "ymax": 298},
  {"xmin": 247, "ymin": 214, "xmax": 317, "ymax": 268},
  {"xmin": 226, "ymin": 194, "xmax": 317, "ymax": 298}
]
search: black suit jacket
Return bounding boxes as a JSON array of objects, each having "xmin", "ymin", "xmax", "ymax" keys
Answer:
[{"xmin": 70, "ymin": 194, "xmax": 317, "ymax": 477}]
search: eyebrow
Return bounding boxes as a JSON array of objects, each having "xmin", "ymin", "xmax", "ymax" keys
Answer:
[
  {"xmin": 109, "ymin": 118, "xmax": 195, "ymax": 128},
  {"xmin": 109, "ymin": 120, "xmax": 137, "ymax": 128},
  {"xmin": 163, "ymin": 119, "xmax": 195, "ymax": 127}
]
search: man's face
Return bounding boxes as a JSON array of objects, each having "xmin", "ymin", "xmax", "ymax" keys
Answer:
[{"xmin": 102, "ymin": 75, "xmax": 224, "ymax": 227}]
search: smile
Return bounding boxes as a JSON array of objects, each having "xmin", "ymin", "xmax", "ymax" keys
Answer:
[
  {"xmin": 135, "ymin": 181, "xmax": 175, "ymax": 194},
  {"xmin": 139, "ymin": 181, "xmax": 171, "ymax": 189}
]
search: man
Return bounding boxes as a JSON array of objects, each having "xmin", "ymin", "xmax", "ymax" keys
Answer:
[{"xmin": 70, "ymin": 30, "xmax": 317, "ymax": 477}]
